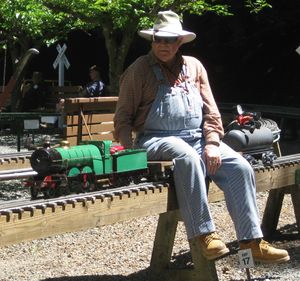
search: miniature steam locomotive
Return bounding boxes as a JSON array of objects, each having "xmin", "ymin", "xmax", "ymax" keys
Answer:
[
  {"xmin": 27, "ymin": 140, "xmax": 149, "ymax": 199},
  {"xmin": 222, "ymin": 105, "xmax": 280, "ymax": 165}
]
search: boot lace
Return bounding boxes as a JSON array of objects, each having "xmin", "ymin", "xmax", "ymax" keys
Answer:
[
  {"xmin": 203, "ymin": 233, "xmax": 221, "ymax": 245},
  {"xmin": 259, "ymin": 239, "xmax": 271, "ymax": 249}
]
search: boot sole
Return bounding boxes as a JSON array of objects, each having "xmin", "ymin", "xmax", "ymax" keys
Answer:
[
  {"xmin": 254, "ymin": 255, "xmax": 290, "ymax": 264},
  {"xmin": 205, "ymin": 247, "xmax": 230, "ymax": 260}
]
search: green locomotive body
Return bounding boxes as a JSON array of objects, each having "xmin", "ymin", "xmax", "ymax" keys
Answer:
[{"xmin": 28, "ymin": 140, "xmax": 148, "ymax": 198}]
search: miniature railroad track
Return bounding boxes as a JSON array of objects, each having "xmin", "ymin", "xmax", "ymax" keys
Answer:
[
  {"xmin": 0, "ymin": 181, "xmax": 173, "ymax": 246},
  {"xmin": 0, "ymin": 181, "xmax": 169, "ymax": 214},
  {"xmin": 208, "ymin": 153, "xmax": 300, "ymax": 202},
  {"xmin": 0, "ymin": 167, "xmax": 36, "ymax": 180},
  {"xmin": 253, "ymin": 153, "xmax": 300, "ymax": 169},
  {"xmin": 0, "ymin": 153, "xmax": 299, "ymax": 247},
  {"xmin": 0, "ymin": 151, "xmax": 32, "ymax": 172}
]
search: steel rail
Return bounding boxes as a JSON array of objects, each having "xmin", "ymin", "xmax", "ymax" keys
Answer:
[
  {"xmin": 0, "ymin": 168, "xmax": 37, "ymax": 180},
  {"xmin": 0, "ymin": 181, "xmax": 168, "ymax": 212},
  {"xmin": 0, "ymin": 151, "xmax": 32, "ymax": 158},
  {"xmin": 1, "ymin": 153, "xmax": 300, "ymax": 213}
]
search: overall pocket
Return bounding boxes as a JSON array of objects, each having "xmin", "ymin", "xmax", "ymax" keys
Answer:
[{"xmin": 159, "ymin": 87, "xmax": 186, "ymax": 119}]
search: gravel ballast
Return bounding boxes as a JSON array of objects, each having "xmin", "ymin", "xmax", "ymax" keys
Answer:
[
  {"xmin": 0, "ymin": 192, "xmax": 299, "ymax": 280},
  {"xmin": 0, "ymin": 135, "xmax": 299, "ymax": 281}
]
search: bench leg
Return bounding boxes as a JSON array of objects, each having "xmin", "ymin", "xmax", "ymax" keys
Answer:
[
  {"xmin": 150, "ymin": 211, "xmax": 178, "ymax": 276},
  {"xmin": 292, "ymin": 170, "xmax": 300, "ymax": 232},
  {"xmin": 261, "ymin": 188, "xmax": 285, "ymax": 237},
  {"xmin": 262, "ymin": 184, "xmax": 300, "ymax": 237},
  {"xmin": 150, "ymin": 211, "xmax": 218, "ymax": 281},
  {"xmin": 291, "ymin": 184, "xmax": 300, "ymax": 233}
]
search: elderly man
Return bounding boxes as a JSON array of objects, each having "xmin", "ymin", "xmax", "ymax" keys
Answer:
[{"xmin": 114, "ymin": 10, "xmax": 289, "ymax": 263}]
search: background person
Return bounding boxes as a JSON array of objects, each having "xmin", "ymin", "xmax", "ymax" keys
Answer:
[
  {"xmin": 114, "ymin": 10, "xmax": 289, "ymax": 263},
  {"xmin": 80, "ymin": 65, "xmax": 105, "ymax": 97},
  {"xmin": 21, "ymin": 71, "xmax": 50, "ymax": 111}
]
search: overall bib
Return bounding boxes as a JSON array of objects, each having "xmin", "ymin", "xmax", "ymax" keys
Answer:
[{"xmin": 136, "ymin": 64, "xmax": 262, "ymax": 240}]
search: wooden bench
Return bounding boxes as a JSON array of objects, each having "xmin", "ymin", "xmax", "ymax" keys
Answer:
[
  {"xmin": 63, "ymin": 97, "xmax": 300, "ymax": 281},
  {"xmin": 63, "ymin": 96, "xmax": 118, "ymax": 145},
  {"xmin": 45, "ymin": 85, "xmax": 83, "ymax": 111}
]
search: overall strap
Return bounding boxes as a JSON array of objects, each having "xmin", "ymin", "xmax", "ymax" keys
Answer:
[
  {"xmin": 182, "ymin": 64, "xmax": 188, "ymax": 79},
  {"xmin": 151, "ymin": 64, "xmax": 165, "ymax": 83}
]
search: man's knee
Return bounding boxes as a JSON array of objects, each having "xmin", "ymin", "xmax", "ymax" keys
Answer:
[
  {"xmin": 161, "ymin": 137, "xmax": 200, "ymax": 160},
  {"xmin": 232, "ymin": 156, "xmax": 254, "ymax": 178}
]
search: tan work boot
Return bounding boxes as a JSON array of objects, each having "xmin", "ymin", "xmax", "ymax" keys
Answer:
[
  {"xmin": 239, "ymin": 239, "xmax": 290, "ymax": 263},
  {"xmin": 197, "ymin": 232, "xmax": 230, "ymax": 260}
]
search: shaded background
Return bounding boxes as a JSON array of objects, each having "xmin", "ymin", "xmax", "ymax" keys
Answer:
[{"xmin": 3, "ymin": 0, "xmax": 300, "ymax": 106}]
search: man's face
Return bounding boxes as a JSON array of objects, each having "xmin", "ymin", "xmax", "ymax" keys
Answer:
[
  {"xmin": 151, "ymin": 36, "xmax": 183, "ymax": 63},
  {"xmin": 89, "ymin": 70, "xmax": 99, "ymax": 81}
]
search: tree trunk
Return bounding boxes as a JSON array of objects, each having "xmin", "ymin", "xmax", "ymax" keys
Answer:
[
  {"xmin": 102, "ymin": 22, "xmax": 138, "ymax": 96},
  {"xmin": 7, "ymin": 39, "xmax": 39, "ymax": 111}
]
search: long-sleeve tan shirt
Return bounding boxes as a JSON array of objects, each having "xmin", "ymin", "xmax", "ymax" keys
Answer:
[{"xmin": 114, "ymin": 51, "xmax": 224, "ymax": 148}]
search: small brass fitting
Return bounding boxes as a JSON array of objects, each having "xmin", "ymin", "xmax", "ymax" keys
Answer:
[{"xmin": 60, "ymin": 140, "xmax": 70, "ymax": 149}]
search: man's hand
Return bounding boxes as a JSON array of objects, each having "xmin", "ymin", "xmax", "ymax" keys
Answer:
[{"xmin": 204, "ymin": 144, "xmax": 221, "ymax": 175}]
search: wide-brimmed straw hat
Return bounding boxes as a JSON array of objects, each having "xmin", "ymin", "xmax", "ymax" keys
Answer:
[{"xmin": 138, "ymin": 11, "xmax": 196, "ymax": 44}]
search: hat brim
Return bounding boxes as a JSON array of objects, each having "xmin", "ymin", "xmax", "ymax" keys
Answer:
[{"xmin": 138, "ymin": 29, "xmax": 196, "ymax": 44}]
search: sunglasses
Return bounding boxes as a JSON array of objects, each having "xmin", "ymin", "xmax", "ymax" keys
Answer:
[{"xmin": 152, "ymin": 35, "xmax": 179, "ymax": 44}]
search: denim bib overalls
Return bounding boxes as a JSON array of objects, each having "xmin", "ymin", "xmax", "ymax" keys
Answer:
[{"xmin": 136, "ymin": 64, "xmax": 262, "ymax": 240}]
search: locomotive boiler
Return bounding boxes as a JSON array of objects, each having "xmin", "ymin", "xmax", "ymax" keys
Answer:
[
  {"xmin": 222, "ymin": 105, "xmax": 280, "ymax": 165},
  {"xmin": 27, "ymin": 140, "xmax": 148, "ymax": 199}
]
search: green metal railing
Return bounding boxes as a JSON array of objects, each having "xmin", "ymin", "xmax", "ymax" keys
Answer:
[{"xmin": 0, "ymin": 112, "xmax": 62, "ymax": 151}]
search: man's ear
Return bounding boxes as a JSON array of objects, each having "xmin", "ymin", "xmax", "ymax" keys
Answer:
[{"xmin": 177, "ymin": 36, "xmax": 184, "ymax": 46}]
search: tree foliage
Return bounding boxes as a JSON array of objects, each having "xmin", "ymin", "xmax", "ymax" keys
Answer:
[
  {"xmin": 0, "ymin": 0, "xmax": 272, "ymax": 93},
  {"xmin": 0, "ymin": 0, "xmax": 86, "ymax": 66},
  {"xmin": 40, "ymin": 0, "xmax": 233, "ymax": 93}
]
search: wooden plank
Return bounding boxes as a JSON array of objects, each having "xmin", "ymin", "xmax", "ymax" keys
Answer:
[
  {"xmin": 43, "ymin": 86, "xmax": 83, "ymax": 110},
  {"xmin": 207, "ymin": 163, "xmax": 300, "ymax": 203},
  {"xmin": 81, "ymin": 133, "xmax": 115, "ymax": 141},
  {"xmin": 67, "ymin": 136, "xmax": 79, "ymax": 146},
  {"xmin": 0, "ymin": 158, "xmax": 31, "ymax": 171},
  {"xmin": 64, "ymin": 97, "xmax": 118, "ymax": 114},
  {"xmin": 255, "ymin": 164, "xmax": 300, "ymax": 191},
  {"xmin": 66, "ymin": 123, "xmax": 114, "ymax": 136},
  {"xmin": 0, "ymin": 186, "xmax": 170, "ymax": 247},
  {"xmin": 65, "ymin": 96, "xmax": 118, "ymax": 105},
  {"xmin": 66, "ymin": 113, "xmax": 115, "ymax": 125},
  {"xmin": 66, "ymin": 133, "xmax": 116, "ymax": 146}
]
